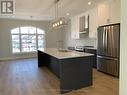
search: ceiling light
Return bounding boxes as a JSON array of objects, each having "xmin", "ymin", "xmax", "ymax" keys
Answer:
[
  {"xmin": 60, "ymin": 20, "xmax": 63, "ymax": 25},
  {"xmin": 57, "ymin": 22, "xmax": 60, "ymax": 25},
  {"xmin": 88, "ymin": 2, "xmax": 91, "ymax": 5},
  {"xmin": 50, "ymin": 0, "xmax": 67, "ymax": 29},
  {"xmin": 53, "ymin": 24, "xmax": 55, "ymax": 27},
  {"xmin": 66, "ymin": 13, "xmax": 70, "ymax": 16}
]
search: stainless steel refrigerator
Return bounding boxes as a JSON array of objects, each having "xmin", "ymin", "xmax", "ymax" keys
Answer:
[{"xmin": 97, "ymin": 23, "xmax": 120, "ymax": 77}]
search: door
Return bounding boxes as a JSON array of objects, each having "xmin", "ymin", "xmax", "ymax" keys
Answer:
[
  {"xmin": 106, "ymin": 24, "xmax": 120, "ymax": 58},
  {"xmin": 97, "ymin": 26, "xmax": 106, "ymax": 56}
]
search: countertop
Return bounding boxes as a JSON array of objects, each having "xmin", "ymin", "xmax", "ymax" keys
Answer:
[
  {"xmin": 68, "ymin": 46, "xmax": 97, "ymax": 50},
  {"xmin": 38, "ymin": 48, "xmax": 94, "ymax": 59}
]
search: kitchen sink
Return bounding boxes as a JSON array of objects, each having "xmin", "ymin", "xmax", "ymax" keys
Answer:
[{"xmin": 58, "ymin": 49, "xmax": 71, "ymax": 52}]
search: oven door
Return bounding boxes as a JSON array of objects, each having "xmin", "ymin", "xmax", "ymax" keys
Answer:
[{"xmin": 75, "ymin": 47, "xmax": 84, "ymax": 52}]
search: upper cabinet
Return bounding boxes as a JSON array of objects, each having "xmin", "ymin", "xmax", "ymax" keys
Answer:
[
  {"xmin": 97, "ymin": 0, "xmax": 121, "ymax": 26},
  {"xmin": 71, "ymin": 0, "xmax": 120, "ymax": 39},
  {"xmin": 71, "ymin": 14, "xmax": 89, "ymax": 39},
  {"xmin": 71, "ymin": 16, "xmax": 79, "ymax": 39},
  {"xmin": 97, "ymin": 1, "xmax": 110, "ymax": 25}
]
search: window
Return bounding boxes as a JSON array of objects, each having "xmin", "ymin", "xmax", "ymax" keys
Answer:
[{"xmin": 11, "ymin": 26, "xmax": 45, "ymax": 53}]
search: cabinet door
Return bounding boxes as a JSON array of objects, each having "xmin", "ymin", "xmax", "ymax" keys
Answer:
[
  {"xmin": 97, "ymin": 1, "xmax": 110, "ymax": 25},
  {"xmin": 97, "ymin": 0, "xmax": 120, "ymax": 25},
  {"xmin": 97, "ymin": 27, "xmax": 106, "ymax": 56},
  {"xmin": 71, "ymin": 16, "xmax": 79, "ymax": 39},
  {"xmin": 89, "ymin": 7, "xmax": 98, "ymax": 38}
]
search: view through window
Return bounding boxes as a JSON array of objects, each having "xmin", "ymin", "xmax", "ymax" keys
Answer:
[{"xmin": 11, "ymin": 26, "xmax": 45, "ymax": 53}]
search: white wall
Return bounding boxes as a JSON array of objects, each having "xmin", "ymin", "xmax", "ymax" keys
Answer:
[
  {"xmin": 0, "ymin": 18, "xmax": 62, "ymax": 60},
  {"xmin": 120, "ymin": 0, "xmax": 127, "ymax": 95},
  {"xmin": 52, "ymin": 26, "xmax": 67, "ymax": 49}
]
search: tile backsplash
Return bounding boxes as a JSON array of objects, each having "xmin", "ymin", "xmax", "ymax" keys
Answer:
[{"xmin": 64, "ymin": 37, "xmax": 97, "ymax": 48}]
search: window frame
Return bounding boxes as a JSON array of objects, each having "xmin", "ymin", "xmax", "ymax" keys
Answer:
[{"xmin": 11, "ymin": 26, "xmax": 45, "ymax": 54}]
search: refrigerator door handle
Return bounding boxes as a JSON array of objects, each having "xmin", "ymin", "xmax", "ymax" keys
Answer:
[
  {"xmin": 103, "ymin": 27, "xmax": 105, "ymax": 51},
  {"xmin": 105, "ymin": 27, "xmax": 108, "ymax": 54},
  {"xmin": 97, "ymin": 55, "xmax": 118, "ymax": 61},
  {"xmin": 111, "ymin": 26, "xmax": 114, "ymax": 57}
]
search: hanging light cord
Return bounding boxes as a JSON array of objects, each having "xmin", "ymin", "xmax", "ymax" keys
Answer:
[
  {"xmin": 56, "ymin": 0, "xmax": 58, "ymax": 18},
  {"xmin": 30, "ymin": 16, "xmax": 33, "ymax": 27},
  {"xmin": 52, "ymin": 0, "xmax": 66, "ymax": 29}
]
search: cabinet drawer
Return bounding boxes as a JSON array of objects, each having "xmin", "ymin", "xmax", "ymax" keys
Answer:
[{"xmin": 85, "ymin": 48, "xmax": 97, "ymax": 54}]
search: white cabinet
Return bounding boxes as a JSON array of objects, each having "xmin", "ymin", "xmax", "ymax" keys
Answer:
[
  {"xmin": 70, "ymin": 0, "xmax": 120, "ymax": 39},
  {"xmin": 97, "ymin": 1, "xmax": 110, "ymax": 26},
  {"xmin": 88, "ymin": 7, "xmax": 98, "ymax": 38},
  {"xmin": 109, "ymin": 0, "xmax": 121, "ymax": 23},
  {"xmin": 71, "ymin": 16, "xmax": 79, "ymax": 39},
  {"xmin": 71, "ymin": 15, "xmax": 89, "ymax": 39},
  {"xmin": 97, "ymin": 0, "xmax": 120, "ymax": 26}
]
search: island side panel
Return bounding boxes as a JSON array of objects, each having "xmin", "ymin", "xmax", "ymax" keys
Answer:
[
  {"xmin": 48, "ymin": 57, "xmax": 60, "ymax": 78},
  {"xmin": 38, "ymin": 50, "xmax": 60, "ymax": 77},
  {"xmin": 60, "ymin": 56, "xmax": 93, "ymax": 93},
  {"xmin": 38, "ymin": 50, "xmax": 50, "ymax": 67}
]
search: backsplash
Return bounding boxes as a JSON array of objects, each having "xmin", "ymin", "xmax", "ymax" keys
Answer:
[
  {"xmin": 63, "ymin": 20, "xmax": 97, "ymax": 48},
  {"xmin": 64, "ymin": 36, "xmax": 97, "ymax": 48}
]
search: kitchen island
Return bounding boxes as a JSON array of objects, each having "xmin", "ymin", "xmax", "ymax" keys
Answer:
[{"xmin": 38, "ymin": 48, "xmax": 94, "ymax": 94}]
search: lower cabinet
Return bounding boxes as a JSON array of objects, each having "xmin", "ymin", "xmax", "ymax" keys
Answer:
[{"xmin": 85, "ymin": 48, "xmax": 97, "ymax": 68}]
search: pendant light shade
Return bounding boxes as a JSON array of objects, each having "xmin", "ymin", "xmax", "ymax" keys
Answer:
[{"xmin": 50, "ymin": 0, "xmax": 67, "ymax": 29}]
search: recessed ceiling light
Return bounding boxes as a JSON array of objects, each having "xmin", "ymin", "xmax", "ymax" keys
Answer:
[
  {"xmin": 66, "ymin": 13, "xmax": 70, "ymax": 16},
  {"xmin": 88, "ymin": 2, "xmax": 91, "ymax": 5}
]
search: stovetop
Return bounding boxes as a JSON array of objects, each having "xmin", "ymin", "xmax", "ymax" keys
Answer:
[{"xmin": 75, "ymin": 46, "xmax": 96, "ymax": 52}]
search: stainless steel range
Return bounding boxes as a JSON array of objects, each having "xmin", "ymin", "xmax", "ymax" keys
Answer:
[
  {"xmin": 75, "ymin": 46, "xmax": 97, "ymax": 68},
  {"xmin": 75, "ymin": 46, "xmax": 94, "ymax": 52},
  {"xmin": 75, "ymin": 46, "xmax": 85, "ymax": 52}
]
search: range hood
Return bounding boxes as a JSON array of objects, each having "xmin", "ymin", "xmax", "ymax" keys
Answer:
[{"xmin": 79, "ymin": 15, "xmax": 89, "ymax": 33}]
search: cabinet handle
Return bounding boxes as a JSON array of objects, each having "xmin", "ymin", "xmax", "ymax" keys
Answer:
[{"xmin": 97, "ymin": 56, "xmax": 118, "ymax": 61}]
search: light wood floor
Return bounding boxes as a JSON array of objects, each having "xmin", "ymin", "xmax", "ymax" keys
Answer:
[{"xmin": 0, "ymin": 58, "xmax": 119, "ymax": 95}]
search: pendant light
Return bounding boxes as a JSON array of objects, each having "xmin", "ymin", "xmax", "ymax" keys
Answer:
[{"xmin": 50, "ymin": 0, "xmax": 67, "ymax": 29}]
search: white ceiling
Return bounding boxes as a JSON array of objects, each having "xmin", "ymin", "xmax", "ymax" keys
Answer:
[{"xmin": 0, "ymin": 0, "xmax": 104, "ymax": 20}]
